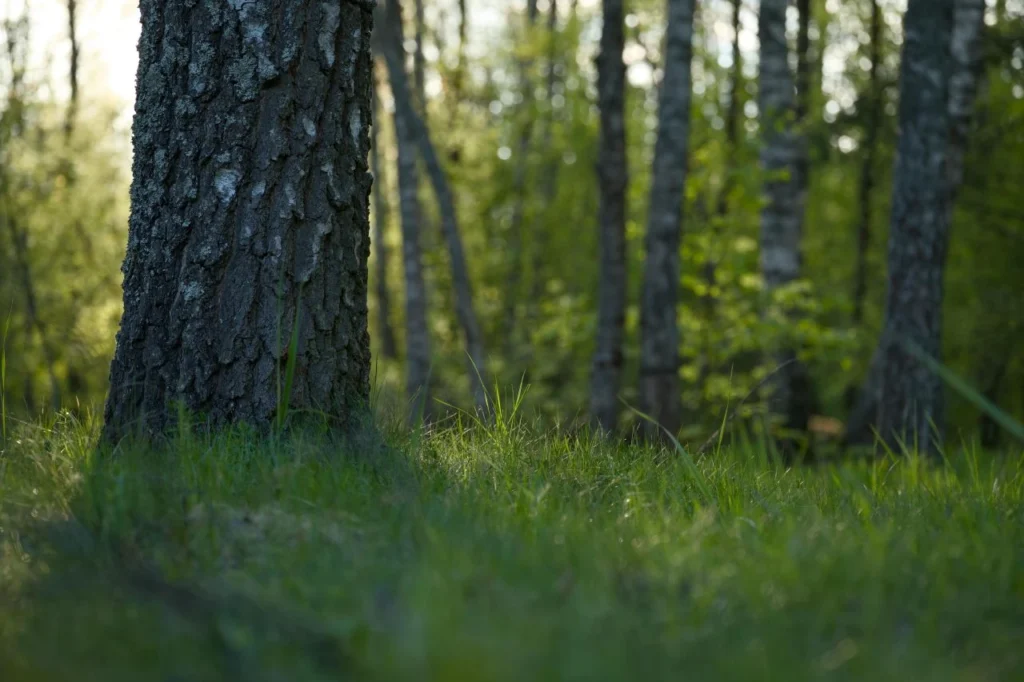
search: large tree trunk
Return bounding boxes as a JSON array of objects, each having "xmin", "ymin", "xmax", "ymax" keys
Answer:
[
  {"xmin": 845, "ymin": 0, "xmax": 980, "ymax": 450},
  {"xmin": 590, "ymin": 0, "xmax": 629, "ymax": 434},
  {"xmin": 371, "ymin": 67, "xmax": 399, "ymax": 361},
  {"xmin": 103, "ymin": 0, "xmax": 375, "ymax": 441},
  {"xmin": 757, "ymin": 0, "xmax": 814, "ymax": 456},
  {"xmin": 639, "ymin": 0, "xmax": 696, "ymax": 439},
  {"xmin": 380, "ymin": 0, "xmax": 488, "ymax": 412},
  {"xmin": 874, "ymin": 0, "xmax": 955, "ymax": 454}
]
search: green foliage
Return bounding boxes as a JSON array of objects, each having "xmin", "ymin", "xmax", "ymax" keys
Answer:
[{"xmin": 2, "ymin": 418, "xmax": 1023, "ymax": 680}]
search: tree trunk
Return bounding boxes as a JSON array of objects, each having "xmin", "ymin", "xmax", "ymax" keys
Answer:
[
  {"xmin": 412, "ymin": 0, "xmax": 427, "ymax": 114},
  {"xmin": 874, "ymin": 0, "xmax": 955, "ymax": 454},
  {"xmin": 371, "ymin": 67, "xmax": 399, "ymax": 360},
  {"xmin": 590, "ymin": 0, "xmax": 628, "ymax": 434},
  {"xmin": 375, "ymin": 5, "xmax": 431, "ymax": 418},
  {"xmin": 502, "ymin": 0, "xmax": 542, "ymax": 350},
  {"xmin": 103, "ymin": 0, "xmax": 375, "ymax": 441},
  {"xmin": 380, "ymin": 0, "xmax": 488, "ymax": 412},
  {"xmin": 65, "ymin": 0, "xmax": 79, "ymax": 135},
  {"xmin": 758, "ymin": 0, "xmax": 814, "ymax": 456},
  {"xmin": 639, "ymin": 0, "xmax": 696, "ymax": 439},
  {"xmin": 851, "ymin": 0, "xmax": 882, "ymax": 328}
]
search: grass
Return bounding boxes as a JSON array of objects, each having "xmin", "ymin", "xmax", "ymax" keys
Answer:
[{"xmin": 1, "ymin": 408, "xmax": 1023, "ymax": 682}]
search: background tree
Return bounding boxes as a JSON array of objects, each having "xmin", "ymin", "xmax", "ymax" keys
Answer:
[
  {"xmin": 639, "ymin": 0, "xmax": 696, "ymax": 438},
  {"xmin": 590, "ymin": 0, "xmax": 629, "ymax": 434},
  {"xmin": 872, "ymin": 0, "xmax": 955, "ymax": 453},
  {"xmin": 104, "ymin": 0, "xmax": 375, "ymax": 439}
]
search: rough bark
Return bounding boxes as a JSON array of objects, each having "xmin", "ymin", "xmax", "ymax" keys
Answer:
[
  {"xmin": 852, "ymin": 0, "xmax": 882, "ymax": 327},
  {"xmin": 758, "ymin": 0, "xmax": 814, "ymax": 454},
  {"xmin": 638, "ymin": 0, "xmax": 696, "ymax": 439},
  {"xmin": 874, "ymin": 0, "xmax": 955, "ymax": 454},
  {"xmin": 371, "ymin": 67, "xmax": 399, "ymax": 360},
  {"xmin": 103, "ymin": 0, "xmax": 375, "ymax": 441},
  {"xmin": 846, "ymin": 0, "xmax": 981, "ymax": 450},
  {"xmin": 590, "ymin": 0, "xmax": 628, "ymax": 434},
  {"xmin": 381, "ymin": 0, "xmax": 488, "ymax": 412}
]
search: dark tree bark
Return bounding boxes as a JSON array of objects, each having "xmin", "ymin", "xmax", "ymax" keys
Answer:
[
  {"xmin": 103, "ymin": 0, "xmax": 375, "ymax": 441},
  {"xmin": 380, "ymin": 0, "xmax": 488, "ymax": 412},
  {"xmin": 758, "ymin": 0, "xmax": 814, "ymax": 455},
  {"xmin": 851, "ymin": 0, "xmax": 882, "ymax": 328},
  {"xmin": 371, "ymin": 67, "xmax": 399, "ymax": 360},
  {"xmin": 639, "ymin": 0, "xmax": 696, "ymax": 439},
  {"xmin": 412, "ymin": 0, "xmax": 427, "ymax": 113},
  {"xmin": 873, "ymin": 0, "xmax": 955, "ymax": 454},
  {"xmin": 845, "ymin": 0, "xmax": 981, "ymax": 451},
  {"xmin": 590, "ymin": 0, "xmax": 628, "ymax": 434},
  {"xmin": 65, "ymin": 0, "xmax": 79, "ymax": 135}
]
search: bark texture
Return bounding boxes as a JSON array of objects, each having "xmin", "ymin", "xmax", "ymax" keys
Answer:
[
  {"xmin": 371, "ymin": 68, "xmax": 399, "ymax": 360},
  {"xmin": 380, "ymin": 0, "xmax": 487, "ymax": 411},
  {"xmin": 104, "ymin": 0, "xmax": 375, "ymax": 441},
  {"xmin": 758, "ymin": 0, "xmax": 814, "ymax": 453},
  {"xmin": 590, "ymin": 0, "xmax": 628, "ymax": 433},
  {"xmin": 875, "ymin": 0, "xmax": 955, "ymax": 453},
  {"xmin": 639, "ymin": 0, "xmax": 696, "ymax": 438}
]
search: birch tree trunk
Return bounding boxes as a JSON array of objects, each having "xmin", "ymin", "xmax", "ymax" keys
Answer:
[
  {"xmin": 104, "ymin": 0, "xmax": 375, "ymax": 441},
  {"xmin": 639, "ymin": 0, "xmax": 696, "ymax": 438},
  {"xmin": 380, "ymin": 0, "xmax": 488, "ymax": 412},
  {"xmin": 757, "ymin": 0, "xmax": 814, "ymax": 455},
  {"xmin": 590, "ymin": 0, "xmax": 628, "ymax": 433},
  {"xmin": 875, "ymin": 0, "xmax": 955, "ymax": 453}
]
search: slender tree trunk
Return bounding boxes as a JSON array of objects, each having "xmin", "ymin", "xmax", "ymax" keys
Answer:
[
  {"xmin": 103, "ymin": 0, "xmax": 375, "ymax": 441},
  {"xmin": 639, "ymin": 0, "xmax": 696, "ymax": 439},
  {"xmin": 758, "ymin": 0, "xmax": 815, "ymax": 456},
  {"xmin": 503, "ymin": 0, "xmax": 542, "ymax": 349},
  {"xmin": 65, "ymin": 0, "xmax": 79, "ymax": 135},
  {"xmin": 412, "ymin": 0, "xmax": 427, "ymax": 114},
  {"xmin": 590, "ymin": 0, "xmax": 629, "ymax": 434},
  {"xmin": 701, "ymin": 0, "xmax": 743, "ymax": 396},
  {"xmin": 381, "ymin": 0, "xmax": 488, "ymax": 412},
  {"xmin": 852, "ymin": 0, "xmax": 882, "ymax": 328},
  {"xmin": 376, "ymin": 6, "xmax": 431, "ymax": 418},
  {"xmin": 530, "ymin": 0, "xmax": 562, "ymax": 309},
  {"xmin": 873, "ymin": 0, "xmax": 955, "ymax": 454},
  {"xmin": 371, "ymin": 67, "xmax": 399, "ymax": 360}
]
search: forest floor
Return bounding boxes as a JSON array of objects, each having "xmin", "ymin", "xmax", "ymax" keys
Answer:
[{"xmin": 1, "ymin": 410, "xmax": 1022, "ymax": 682}]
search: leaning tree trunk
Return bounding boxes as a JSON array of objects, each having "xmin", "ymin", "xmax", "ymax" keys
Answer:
[
  {"xmin": 380, "ymin": 0, "xmax": 488, "ymax": 412},
  {"xmin": 757, "ymin": 0, "xmax": 814, "ymax": 456},
  {"xmin": 103, "ymin": 0, "xmax": 375, "ymax": 441},
  {"xmin": 371, "ymin": 67, "xmax": 399, "ymax": 360},
  {"xmin": 874, "ymin": 0, "xmax": 955, "ymax": 454},
  {"xmin": 590, "ymin": 0, "xmax": 629, "ymax": 434},
  {"xmin": 639, "ymin": 0, "xmax": 696, "ymax": 439}
]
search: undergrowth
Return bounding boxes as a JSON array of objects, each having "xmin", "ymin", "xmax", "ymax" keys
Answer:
[{"xmin": 0, "ymin": 408, "xmax": 1022, "ymax": 681}]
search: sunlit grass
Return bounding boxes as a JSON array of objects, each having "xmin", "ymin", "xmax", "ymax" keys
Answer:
[{"xmin": 1, "ymin": 406, "xmax": 1022, "ymax": 681}]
